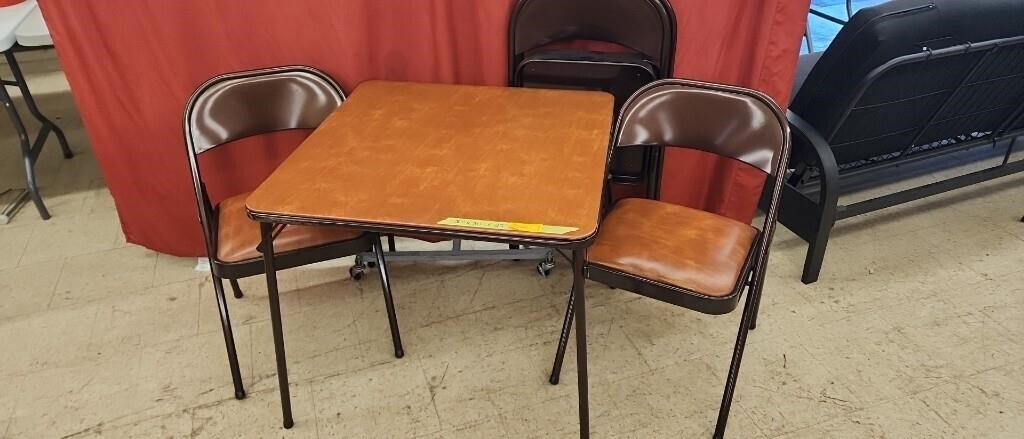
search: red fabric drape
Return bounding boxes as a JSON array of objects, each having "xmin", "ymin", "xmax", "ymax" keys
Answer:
[{"xmin": 39, "ymin": 0, "xmax": 809, "ymax": 256}]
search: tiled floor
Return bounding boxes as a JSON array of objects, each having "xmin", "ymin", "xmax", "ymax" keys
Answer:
[{"xmin": 1, "ymin": 52, "xmax": 1023, "ymax": 438}]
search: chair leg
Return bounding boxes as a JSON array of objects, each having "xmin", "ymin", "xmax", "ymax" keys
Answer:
[
  {"xmin": 548, "ymin": 287, "xmax": 575, "ymax": 385},
  {"xmin": 229, "ymin": 278, "xmax": 244, "ymax": 299},
  {"xmin": 712, "ymin": 281, "xmax": 761, "ymax": 438},
  {"xmin": 749, "ymin": 297, "xmax": 762, "ymax": 332},
  {"xmin": 801, "ymin": 218, "xmax": 834, "ymax": 285},
  {"xmin": 571, "ymin": 249, "xmax": 590, "ymax": 438},
  {"xmin": 212, "ymin": 275, "xmax": 246, "ymax": 400},
  {"xmin": 748, "ymin": 266, "xmax": 768, "ymax": 331},
  {"xmin": 372, "ymin": 237, "xmax": 405, "ymax": 358},
  {"xmin": 801, "ymin": 149, "xmax": 840, "ymax": 285}
]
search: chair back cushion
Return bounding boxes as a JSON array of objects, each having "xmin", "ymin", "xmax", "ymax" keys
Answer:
[
  {"xmin": 791, "ymin": 0, "xmax": 1024, "ymax": 164},
  {"xmin": 185, "ymin": 66, "xmax": 345, "ymax": 155},
  {"xmin": 616, "ymin": 79, "xmax": 787, "ymax": 175}
]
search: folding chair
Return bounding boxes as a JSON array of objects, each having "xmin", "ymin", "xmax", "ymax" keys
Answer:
[
  {"xmin": 183, "ymin": 66, "xmax": 404, "ymax": 400},
  {"xmin": 548, "ymin": 79, "xmax": 790, "ymax": 438}
]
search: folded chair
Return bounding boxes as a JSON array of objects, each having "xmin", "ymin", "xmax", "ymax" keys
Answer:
[
  {"xmin": 548, "ymin": 79, "xmax": 790, "ymax": 438},
  {"xmin": 508, "ymin": 0, "xmax": 676, "ymax": 195},
  {"xmin": 183, "ymin": 66, "xmax": 404, "ymax": 400}
]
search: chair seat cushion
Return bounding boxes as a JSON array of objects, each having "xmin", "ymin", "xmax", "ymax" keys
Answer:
[
  {"xmin": 215, "ymin": 192, "xmax": 365, "ymax": 263},
  {"xmin": 587, "ymin": 198, "xmax": 758, "ymax": 297}
]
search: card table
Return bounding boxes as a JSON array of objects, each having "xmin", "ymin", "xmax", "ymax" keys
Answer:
[{"xmin": 247, "ymin": 80, "xmax": 614, "ymax": 437}]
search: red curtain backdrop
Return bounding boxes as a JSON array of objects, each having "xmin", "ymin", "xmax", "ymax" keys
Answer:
[{"xmin": 39, "ymin": 0, "xmax": 809, "ymax": 257}]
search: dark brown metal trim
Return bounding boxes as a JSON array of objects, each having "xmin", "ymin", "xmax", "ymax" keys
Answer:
[{"xmin": 244, "ymin": 211, "xmax": 599, "ymax": 249}]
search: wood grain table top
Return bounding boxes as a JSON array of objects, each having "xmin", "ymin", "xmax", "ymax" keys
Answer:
[{"xmin": 246, "ymin": 80, "xmax": 614, "ymax": 245}]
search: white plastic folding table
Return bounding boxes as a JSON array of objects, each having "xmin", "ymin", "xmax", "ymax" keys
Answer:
[{"xmin": 0, "ymin": 0, "xmax": 72, "ymax": 224}]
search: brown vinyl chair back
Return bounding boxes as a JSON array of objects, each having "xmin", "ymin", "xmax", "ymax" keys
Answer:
[
  {"xmin": 182, "ymin": 66, "xmax": 345, "ymax": 263},
  {"xmin": 613, "ymin": 79, "xmax": 791, "ymax": 272},
  {"xmin": 616, "ymin": 79, "xmax": 788, "ymax": 176},
  {"xmin": 185, "ymin": 66, "xmax": 345, "ymax": 155}
]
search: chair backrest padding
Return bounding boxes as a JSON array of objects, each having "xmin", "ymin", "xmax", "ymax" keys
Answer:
[
  {"xmin": 616, "ymin": 80, "xmax": 787, "ymax": 175},
  {"xmin": 182, "ymin": 65, "xmax": 346, "ymax": 260},
  {"xmin": 185, "ymin": 66, "xmax": 345, "ymax": 155},
  {"xmin": 791, "ymin": 0, "xmax": 1024, "ymax": 164}
]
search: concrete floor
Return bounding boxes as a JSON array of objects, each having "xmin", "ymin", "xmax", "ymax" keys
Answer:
[{"xmin": 1, "ymin": 51, "xmax": 1023, "ymax": 438}]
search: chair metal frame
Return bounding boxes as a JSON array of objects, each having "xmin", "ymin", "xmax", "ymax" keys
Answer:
[
  {"xmin": 183, "ymin": 65, "xmax": 404, "ymax": 401},
  {"xmin": 779, "ymin": 35, "xmax": 1024, "ymax": 284},
  {"xmin": 547, "ymin": 79, "xmax": 791, "ymax": 438}
]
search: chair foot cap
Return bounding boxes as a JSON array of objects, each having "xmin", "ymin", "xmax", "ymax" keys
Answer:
[
  {"xmin": 235, "ymin": 389, "xmax": 246, "ymax": 400},
  {"xmin": 283, "ymin": 419, "xmax": 294, "ymax": 429}
]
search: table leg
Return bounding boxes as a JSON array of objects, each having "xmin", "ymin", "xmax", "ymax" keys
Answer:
[
  {"xmin": 5, "ymin": 51, "xmax": 74, "ymax": 159},
  {"xmin": 572, "ymin": 248, "xmax": 589, "ymax": 438},
  {"xmin": 260, "ymin": 222, "xmax": 294, "ymax": 429},
  {"xmin": 0, "ymin": 67, "xmax": 49, "ymax": 220},
  {"xmin": 372, "ymin": 235, "xmax": 405, "ymax": 358}
]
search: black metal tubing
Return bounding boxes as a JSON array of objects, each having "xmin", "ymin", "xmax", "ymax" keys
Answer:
[
  {"xmin": 372, "ymin": 235, "xmax": 405, "ymax": 358},
  {"xmin": 900, "ymin": 48, "xmax": 999, "ymax": 156},
  {"xmin": 4, "ymin": 51, "xmax": 73, "ymax": 159},
  {"xmin": 261, "ymin": 222, "xmax": 294, "ymax": 429},
  {"xmin": 211, "ymin": 235, "xmax": 374, "ymax": 280},
  {"xmin": 228, "ymin": 278, "xmax": 243, "ymax": 299},
  {"xmin": 995, "ymin": 95, "xmax": 1024, "ymax": 137},
  {"xmin": 821, "ymin": 135, "xmax": 1002, "ymax": 182},
  {"xmin": 780, "ymin": 37, "xmax": 1024, "ymax": 284},
  {"xmin": 712, "ymin": 270, "xmax": 760, "ymax": 439},
  {"xmin": 824, "ymin": 34, "xmax": 1021, "ymax": 143},
  {"xmin": 0, "ymin": 49, "xmax": 74, "ymax": 221},
  {"xmin": 777, "ymin": 112, "xmax": 841, "ymax": 284},
  {"xmin": 212, "ymin": 276, "xmax": 246, "ymax": 400},
  {"xmin": 0, "ymin": 80, "xmax": 47, "ymax": 219},
  {"xmin": 571, "ymin": 248, "xmax": 589, "ymax": 439},
  {"xmin": 548, "ymin": 286, "xmax": 574, "ymax": 385},
  {"xmin": 245, "ymin": 210, "xmax": 601, "ymax": 250},
  {"xmin": 841, "ymin": 156, "xmax": 1024, "ymax": 218},
  {"xmin": 1003, "ymin": 137, "xmax": 1018, "ymax": 166},
  {"xmin": 808, "ymin": 8, "xmax": 849, "ymax": 26}
]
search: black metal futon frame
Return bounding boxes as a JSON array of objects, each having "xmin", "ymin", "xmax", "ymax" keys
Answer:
[{"xmin": 776, "ymin": 0, "xmax": 1024, "ymax": 283}]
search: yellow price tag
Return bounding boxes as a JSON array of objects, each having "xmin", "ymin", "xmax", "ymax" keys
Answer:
[
  {"xmin": 438, "ymin": 217, "xmax": 578, "ymax": 235},
  {"xmin": 509, "ymin": 222, "xmax": 544, "ymax": 233}
]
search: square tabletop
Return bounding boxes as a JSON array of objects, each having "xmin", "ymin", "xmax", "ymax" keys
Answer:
[{"xmin": 246, "ymin": 80, "xmax": 614, "ymax": 245}]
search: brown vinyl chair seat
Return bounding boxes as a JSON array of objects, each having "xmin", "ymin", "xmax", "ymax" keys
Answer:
[
  {"xmin": 587, "ymin": 198, "xmax": 758, "ymax": 297},
  {"xmin": 215, "ymin": 192, "xmax": 365, "ymax": 263}
]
